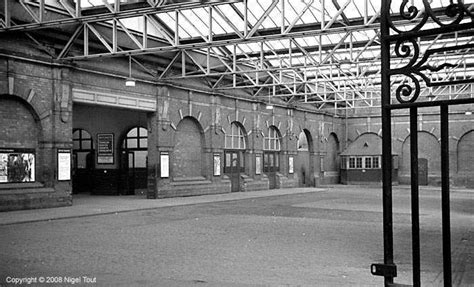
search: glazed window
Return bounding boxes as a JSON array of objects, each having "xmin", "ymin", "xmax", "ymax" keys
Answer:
[
  {"xmin": 225, "ymin": 122, "xmax": 246, "ymax": 149},
  {"xmin": 264, "ymin": 126, "xmax": 281, "ymax": 151}
]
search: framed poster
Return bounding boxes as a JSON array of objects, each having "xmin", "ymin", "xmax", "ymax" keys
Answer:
[
  {"xmin": 57, "ymin": 149, "xmax": 71, "ymax": 181},
  {"xmin": 289, "ymin": 156, "xmax": 294, "ymax": 174},
  {"xmin": 255, "ymin": 155, "xmax": 261, "ymax": 175},
  {"xmin": 0, "ymin": 149, "xmax": 35, "ymax": 183},
  {"xmin": 97, "ymin": 133, "xmax": 114, "ymax": 164},
  {"xmin": 160, "ymin": 152, "xmax": 169, "ymax": 178},
  {"xmin": 213, "ymin": 154, "xmax": 221, "ymax": 176}
]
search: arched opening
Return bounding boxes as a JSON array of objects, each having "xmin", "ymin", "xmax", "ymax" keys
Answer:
[
  {"xmin": 401, "ymin": 131, "xmax": 440, "ymax": 185},
  {"xmin": 224, "ymin": 121, "xmax": 247, "ymax": 192},
  {"xmin": 0, "ymin": 96, "xmax": 40, "ymax": 184},
  {"xmin": 72, "ymin": 129, "xmax": 94, "ymax": 193},
  {"xmin": 173, "ymin": 117, "xmax": 205, "ymax": 179},
  {"xmin": 263, "ymin": 125, "xmax": 282, "ymax": 189},
  {"xmin": 324, "ymin": 133, "xmax": 340, "ymax": 184},
  {"xmin": 457, "ymin": 130, "xmax": 474, "ymax": 173},
  {"xmin": 120, "ymin": 126, "xmax": 148, "ymax": 195},
  {"xmin": 296, "ymin": 129, "xmax": 314, "ymax": 187}
]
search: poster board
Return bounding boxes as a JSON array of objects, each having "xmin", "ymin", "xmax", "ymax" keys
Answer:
[
  {"xmin": 160, "ymin": 152, "xmax": 169, "ymax": 178},
  {"xmin": 213, "ymin": 154, "xmax": 221, "ymax": 176},
  {"xmin": 57, "ymin": 149, "xmax": 71, "ymax": 181},
  {"xmin": 255, "ymin": 155, "xmax": 261, "ymax": 175},
  {"xmin": 289, "ymin": 156, "xmax": 294, "ymax": 174},
  {"xmin": 97, "ymin": 133, "xmax": 114, "ymax": 164},
  {"xmin": 0, "ymin": 149, "xmax": 35, "ymax": 183}
]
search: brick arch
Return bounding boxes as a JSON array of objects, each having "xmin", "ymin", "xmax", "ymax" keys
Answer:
[
  {"xmin": 224, "ymin": 121, "xmax": 248, "ymax": 150},
  {"xmin": 0, "ymin": 94, "xmax": 43, "ymax": 145},
  {"xmin": 172, "ymin": 116, "xmax": 205, "ymax": 179},
  {"xmin": 401, "ymin": 131, "xmax": 440, "ymax": 176},
  {"xmin": 457, "ymin": 130, "xmax": 474, "ymax": 173},
  {"xmin": 324, "ymin": 133, "xmax": 340, "ymax": 173}
]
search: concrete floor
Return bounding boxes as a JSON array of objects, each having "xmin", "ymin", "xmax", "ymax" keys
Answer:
[{"xmin": 0, "ymin": 185, "xmax": 472, "ymax": 286}]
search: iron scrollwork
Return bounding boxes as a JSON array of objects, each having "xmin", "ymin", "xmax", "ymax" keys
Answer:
[
  {"xmin": 388, "ymin": 0, "xmax": 472, "ymax": 34},
  {"xmin": 386, "ymin": 0, "xmax": 474, "ymax": 104}
]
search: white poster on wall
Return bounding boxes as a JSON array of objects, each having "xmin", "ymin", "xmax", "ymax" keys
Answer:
[
  {"xmin": 160, "ymin": 153, "xmax": 169, "ymax": 178},
  {"xmin": 255, "ymin": 155, "xmax": 261, "ymax": 175},
  {"xmin": 289, "ymin": 156, "xmax": 294, "ymax": 174},
  {"xmin": 58, "ymin": 149, "xmax": 71, "ymax": 181},
  {"xmin": 213, "ymin": 154, "xmax": 221, "ymax": 176}
]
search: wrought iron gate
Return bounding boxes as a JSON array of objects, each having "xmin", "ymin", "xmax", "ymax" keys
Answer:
[{"xmin": 371, "ymin": 1, "xmax": 474, "ymax": 286}]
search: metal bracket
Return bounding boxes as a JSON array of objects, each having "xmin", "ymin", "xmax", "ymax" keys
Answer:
[{"xmin": 370, "ymin": 263, "xmax": 397, "ymax": 277}]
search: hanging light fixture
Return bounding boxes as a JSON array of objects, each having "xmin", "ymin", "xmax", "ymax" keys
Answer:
[{"xmin": 125, "ymin": 55, "xmax": 135, "ymax": 87}]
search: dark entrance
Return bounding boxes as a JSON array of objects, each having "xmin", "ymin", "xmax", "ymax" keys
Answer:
[
  {"xmin": 264, "ymin": 151, "xmax": 279, "ymax": 189},
  {"xmin": 72, "ymin": 129, "xmax": 94, "ymax": 194},
  {"xmin": 120, "ymin": 127, "xmax": 148, "ymax": 195},
  {"xmin": 224, "ymin": 150, "xmax": 244, "ymax": 192}
]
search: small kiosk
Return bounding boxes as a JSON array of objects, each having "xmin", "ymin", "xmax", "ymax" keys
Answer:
[{"xmin": 340, "ymin": 133, "xmax": 398, "ymax": 184}]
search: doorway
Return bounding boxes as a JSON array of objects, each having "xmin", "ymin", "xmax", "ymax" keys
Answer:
[
  {"xmin": 121, "ymin": 127, "xmax": 148, "ymax": 195},
  {"xmin": 72, "ymin": 129, "xmax": 94, "ymax": 194},
  {"xmin": 225, "ymin": 150, "xmax": 244, "ymax": 192},
  {"xmin": 264, "ymin": 151, "xmax": 280, "ymax": 189}
]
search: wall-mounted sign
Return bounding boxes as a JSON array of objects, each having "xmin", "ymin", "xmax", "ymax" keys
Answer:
[
  {"xmin": 289, "ymin": 156, "xmax": 294, "ymax": 174},
  {"xmin": 213, "ymin": 154, "xmax": 221, "ymax": 176},
  {"xmin": 57, "ymin": 149, "xmax": 71, "ymax": 181},
  {"xmin": 255, "ymin": 155, "xmax": 262, "ymax": 175},
  {"xmin": 160, "ymin": 152, "xmax": 169, "ymax": 178},
  {"xmin": 0, "ymin": 149, "xmax": 35, "ymax": 183},
  {"xmin": 97, "ymin": 133, "xmax": 114, "ymax": 164}
]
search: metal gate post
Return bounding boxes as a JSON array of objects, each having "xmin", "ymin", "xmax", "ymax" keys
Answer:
[
  {"xmin": 440, "ymin": 105, "xmax": 451, "ymax": 286},
  {"xmin": 372, "ymin": 1, "xmax": 473, "ymax": 286},
  {"xmin": 409, "ymin": 107, "xmax": 421, "ymax": 287}
]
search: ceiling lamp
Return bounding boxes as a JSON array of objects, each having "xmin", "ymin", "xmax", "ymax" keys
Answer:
[{"xmin": 125, "ymin": 55, "xmax": 135, "ymax": 87}]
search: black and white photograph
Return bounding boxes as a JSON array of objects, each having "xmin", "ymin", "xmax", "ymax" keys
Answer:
[{"xmin": 0, "ymin": 0, "xmax": 473, "ymax": 286}]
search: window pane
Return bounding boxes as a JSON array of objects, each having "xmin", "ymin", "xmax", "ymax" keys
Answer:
[
  {"xmin": 138, "ymin": 127, "xmax": 147, "ymax": 137},
  {"xmin": 134, "ymin": 151, "xmax": 147, "ymax": 168},
  {"xmin": 73, "ymin": 140, "xmax": 80, "ymax": 150},
  {"xmin": 77, "ymin": 152, "xmax": 88, "ymax": 169},
  {"xmin": 73, "ymin": 130, "xmax": 80, "ymax": 140},
  {"xmin": 356, "ymin": 157, "xmax": 362, "ymax": 168},
  {"xmin": 349, "ymin": 158, "xmax": 355, "ymax": 169},
  {"xmin": 127, "ymin": 138, "xmax": 137, "ymax": 148},
  {"xmin": 139, "ymin": 138, "xmax": 148, "ymax": 148},
  {"xmin": 365, "ymin": 157, "xmax": 372, "ymax": 169},
  {"xmin": 128, "ymin": 128, "xmax": 138, "ymax": 137},
  {"xmin": 226, "ymin": 153, "xmax": 231, "ymax": 167},
  {"xmin": 82, "ymin": 140, "xmax": 91, "ymax": 150}
]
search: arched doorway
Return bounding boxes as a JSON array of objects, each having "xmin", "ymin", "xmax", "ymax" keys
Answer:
[
  {"xmin": 324, "ymin": 133, "xmax": 340, "ymax": 184},
  {"xmin": 401, "ymin": 131, "xmax": 440, "ymax": 185},
  {"xmin": 72, "ymin": 129, "xmax": 94, "ymax": 193},
  {"xmin": 224, "ymin": 122, "xmax": 247, "ymax": 192},
  {"xmin": 121, "ymin": 127, "xmax": 148, "ymax": 195},
  {"xmin": 296, "ymin": 129, "xmax": 314, "ymax": 187},
  {"xmin": 264, "ymin": 126, "xmax": 282, "ymax": 189}
]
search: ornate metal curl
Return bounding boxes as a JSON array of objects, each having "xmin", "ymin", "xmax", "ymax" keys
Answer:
[
  {"xmin": 394, "ymin": 38, "xmax": 420, "ymax": 69},
  {"xmin": 394, "ymin": 74, "xmax": 421, "ymax": 103},
  {"xmin": 388, "ymin": 0, "xmax": 471, "ymax": 34}
]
